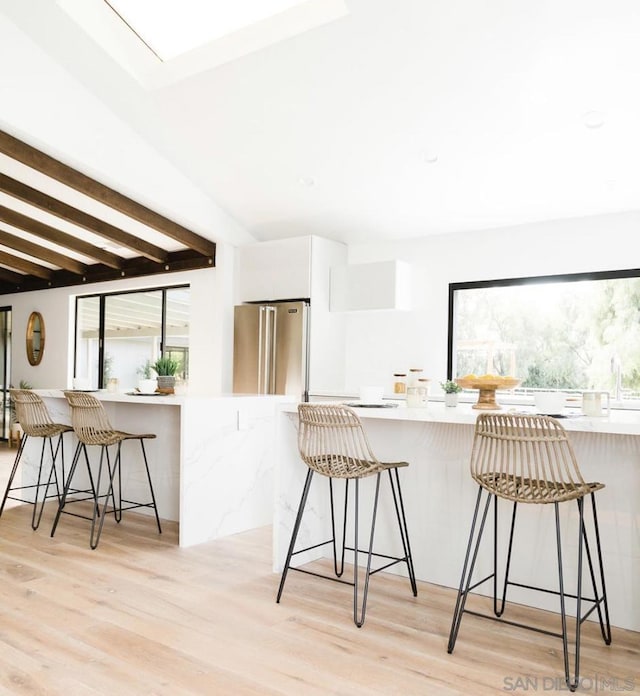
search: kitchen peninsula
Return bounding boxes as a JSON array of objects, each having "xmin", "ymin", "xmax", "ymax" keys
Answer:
[
  {"xmin": 26, "ymin": 390, "xmax": 291, "ymax": 547},
  {"xmin": 274, "ymin": 401, "xmax": 640, "ymax": 632}
]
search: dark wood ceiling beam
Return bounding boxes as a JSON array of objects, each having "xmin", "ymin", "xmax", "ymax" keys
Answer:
[
  {"xmin": 0, "ymin": 205, "xmax": 123, "ymax": 269},
  {"xmin": 0, "ymin": 229, "xmax": 87, "ymax": 274},
  {"xmin": 0, "ymin": 173, "xmax": 168, "ymax": 264},
  {"xmin": 0, "ymin": 266, "xmax": 24, "ymax": 284},
  {"xmin": 0, "ymin": 249, "xmax": 53, "ymax": 279},
  {"xmin": 0, "ymin": 248, "xmax": 214, "ymax": 295},
  {"xmin": 0, "ymin": 130, "xmax": 216, "ymax": 257}
]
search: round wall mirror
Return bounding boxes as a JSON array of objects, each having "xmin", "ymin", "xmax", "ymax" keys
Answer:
[{"xmin": 26, "ymin": 311, "xmax": 45, "ymax": 366}]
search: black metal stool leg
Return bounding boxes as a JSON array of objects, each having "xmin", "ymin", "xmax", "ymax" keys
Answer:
[
  {"xmin": 277, "ymin": 469, "xmax": 314, "ymax": 603},
  {"xmin": 50, "ymin": 440, "xmax": 83, "ymax": 537},
  {"xmin": 494, "ymin": 499, "xmax": 518, "ymax": 617},
  {"xmin": 89, "ymin": 445, "xmax": 109, "ymax": 549},
  {"xmin": 387, "ymin": 467, "xmax": 417, "ymax": 596},
  {"xmin": 329, "ymin": 477, "xmax": 349, "ymax": 577},
  {"xmin": 90, "ymin": 443, "xmax": 123, "ymax": 550},
  {"xmin": 577, "ymin": 494, "xmax": 612, "ymax": 646},
  {"xmin": 0, "ymin": 434, "xmax": 28, "ymax": 517},
  {"xmin": 354, "ymin": 472, "xmax": 381, "ymax": 627},
  {"xmin": 139, "ymin": 438, "xmax": 162, "ymax": 533},
  {"xmin": 555, "ymin": 500, "xmax": 583, "ymax": 692},
  {"xmin": 32, "ymin": 435, "xmax": 65, "ymax": 530},
  {"xmin": 585, "ymin": 493, "xmax": 611, "ymax": 645},
  {"xmin": 448, "ymin": 487, "xmax": 493, "ymax": 653},
  {"xmin": 114, "ymin": 445, "xmax": 123, "ymax": 523},
  {"xmin": 80, "ymin": 442, "xmax": 100, "ymax": 510},
  {"xmin": 30, "ymin": 438, "xmax": 49, "ymax": 530}
]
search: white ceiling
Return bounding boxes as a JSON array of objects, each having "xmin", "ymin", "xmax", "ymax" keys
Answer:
[{"xmin": 2, "ymin": 0, "xmax": 640, "ymax": 247}]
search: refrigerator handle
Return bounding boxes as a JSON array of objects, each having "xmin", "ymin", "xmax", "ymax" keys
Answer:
[
  {"xmin": 257, "ymin": 307, "xmax": 264, "ymax": 393},
  {"xmin": 263, "ymin": 306, "xmax": 276, "ymax": 394}
]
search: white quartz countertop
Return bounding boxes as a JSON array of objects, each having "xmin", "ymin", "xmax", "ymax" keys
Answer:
[
  {"xmin": 282, "ymin": 400, "xmax": 640, "ymax": 435},
  {"xmin": 34, "ymin": 389, "xmax": 294, "ymax": 406}
]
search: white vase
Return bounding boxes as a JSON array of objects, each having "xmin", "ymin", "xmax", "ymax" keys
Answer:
[
  {"xmin": 137, "ymin": 378, "xmax": 157, "ymax": 394},
  {"xmin": 444, "ymin": 392, "xmax": 459, "ymax": 407}
]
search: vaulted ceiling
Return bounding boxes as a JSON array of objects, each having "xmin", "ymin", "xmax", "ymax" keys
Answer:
[
  {"xmin": 2, "ymin": 0, "xmax": 640, "ymax": 253},
  {"xmin": 0, "ymin": 130, "xmax": 215, "ymax": 295}
]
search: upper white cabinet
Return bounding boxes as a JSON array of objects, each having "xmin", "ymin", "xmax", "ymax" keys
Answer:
[
  {"xmin": 235, "ymin": 235, "xmax": 348, "ymax": 394},
  {"xmin": 330, "ymin": 260, "xmax": 411, "ymax": 311},
  {"xmin": 235, "ymin": 236, "xmax": 313, "ymax": 301}
]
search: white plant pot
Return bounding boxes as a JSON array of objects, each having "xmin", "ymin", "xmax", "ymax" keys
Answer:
[
  {"xmin": 137, "ymin": 378, "xmax": 157, "ymax": 394},
  {"xmin": 444, "ymin": 393, "xmax": 459, "ymax": 407}
]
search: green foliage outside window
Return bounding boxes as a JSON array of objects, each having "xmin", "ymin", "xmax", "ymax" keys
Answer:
[{"xmin": 453, "ymin": 275, "xmax": 640, "ymax": 398}]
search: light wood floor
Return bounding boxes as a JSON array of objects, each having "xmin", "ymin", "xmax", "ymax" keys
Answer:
[{"xmin": 0, "ymin": 446, "xmax": 637, "ymax": 695}]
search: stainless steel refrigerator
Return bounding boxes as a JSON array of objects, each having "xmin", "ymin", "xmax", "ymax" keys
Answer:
[{"xmin": 233, "ymin": 301, "xmax": 309, "ymax": 401}]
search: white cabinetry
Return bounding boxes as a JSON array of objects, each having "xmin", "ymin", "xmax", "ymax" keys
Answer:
[
  {"xmin": 330, "ymin": 260, "xmax": 411, "ymax": 311},
  {"xmin": 235, "ymin": 236, "xmax": 348, "ymax": 395},
  {"xmin": 235, "ymin": 236, "xmax": 312, "ymax": 301}
]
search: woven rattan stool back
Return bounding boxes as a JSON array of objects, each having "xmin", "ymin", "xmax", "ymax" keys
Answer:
[
  {"xmin": 10, "ymin": 389, "xmax": 59, "ymax": 437},
  {"xmin": 470, "ymin": 413, "xmax": 593, "ymax": 504},
  {"xmin": 297, "ymin": 403, "xmax": 384, "ymax": 479},
  {"xmin": 63, "ymin": 391, "xmax": 116, "ymax": 446}
]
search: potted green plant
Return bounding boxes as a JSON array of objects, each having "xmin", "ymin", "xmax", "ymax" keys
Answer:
[
  {"xmin": 152, "ymin": 356, "xmax": 181, "ymax": 394},
  {"xmin": 440, "ymin": 379, "xmax": 462, "ymax": 407}
]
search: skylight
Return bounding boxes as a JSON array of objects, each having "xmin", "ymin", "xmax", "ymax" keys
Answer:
[
  {"xmin": 58, "ymin": 0, "xmax": 348, "ymax": 87},
  {"xmin": 105, "ymin": 0, "xmax": 315, "ymax": 61}
]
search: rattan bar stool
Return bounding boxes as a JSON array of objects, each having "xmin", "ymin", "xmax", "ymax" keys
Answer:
[
  {"xmin": 447, "ymin": 413, "xmax": 611, "ymax": 692},
  {"xmin": 50, "ymin": 391, "xmax": 162, "ymax": 549},
  {"xmin": 0, "ymin": 389, "xmax": 73, "ymax": 530},
  {"xmin": 277, "ymin": 403, "xmax": 417, "ymax": 627}
]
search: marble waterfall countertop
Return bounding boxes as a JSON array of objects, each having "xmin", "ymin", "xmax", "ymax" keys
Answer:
[{"xmin": 30, "ymin": 390, "xmax": 294, "ymax": 547}]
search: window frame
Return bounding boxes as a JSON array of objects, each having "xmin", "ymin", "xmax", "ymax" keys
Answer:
[
  {"xmin": 446, "ymin": 267, "xmax": 640, "ymax": 388},
  {"xmin": 74, "ymin": 283, "xmax": 189, "ymax": 389}
]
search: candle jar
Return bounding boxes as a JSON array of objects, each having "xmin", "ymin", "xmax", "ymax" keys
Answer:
[{"xmin": 393, "ymin": 373, "xmax": 407, "ymax": 394}]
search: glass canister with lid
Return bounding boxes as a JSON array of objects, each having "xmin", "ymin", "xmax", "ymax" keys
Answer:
[
  {"xmin": 408, "ymin": 368, "xmax": 423, "ymax": 384},
  {"xmin": 393, "ymin": 373, "xmax": 407, "ymax": 394},
  {"xmin": 417, "ymin": 378, "xmax": 430, "ymax": 406},
  {"xmin": 407, "ymin": 376, "xmax": 430, "ymax": 407}
]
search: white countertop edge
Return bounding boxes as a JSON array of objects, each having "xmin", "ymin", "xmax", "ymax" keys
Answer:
[
  {"xmin": 33, "ymin": 389, "xmax": 295, "ymax": 406},
  {"xmin": 281, "ymin": 401, "xmax": 640, "ymax": 435}
]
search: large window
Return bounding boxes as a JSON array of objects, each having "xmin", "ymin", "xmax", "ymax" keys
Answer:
[
  {"xmin": 448, "ymin": 270, "xmax": 640, "ymax": 402},
  {"xmin": 75, "ymin": 285, "xmax": 190, "ymax": 390}
]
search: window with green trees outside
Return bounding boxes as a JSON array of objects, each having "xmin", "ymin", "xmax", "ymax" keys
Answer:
[{"xmin": 448, "ymin": 269, "xmax": 640, "ymax": 402}]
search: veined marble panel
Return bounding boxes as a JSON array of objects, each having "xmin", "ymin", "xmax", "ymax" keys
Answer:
[{"xmin": 24, "ymin": 391, "xmax": 290, "ymax": 549}]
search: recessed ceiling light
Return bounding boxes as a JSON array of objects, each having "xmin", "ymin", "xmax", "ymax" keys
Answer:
[
  {"xmin": 423, "ymin": 152, "xmax": 439, "ymax": 164},
  {"xmin": 298, "ymin": 176, "xmax": 315, "ymax": 187},
  {"xmin": 583, "ymin": 110, "xmax": 605, "ymax": 129}
]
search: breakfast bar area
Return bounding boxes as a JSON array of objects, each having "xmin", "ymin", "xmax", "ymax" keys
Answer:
[
  {"xmin": 20, "ymin": 390, "xmax": 288, "ymax": 547},
  {"xmin": 274, "ymin": 402, "xmax": 640, "ymax": 633}
]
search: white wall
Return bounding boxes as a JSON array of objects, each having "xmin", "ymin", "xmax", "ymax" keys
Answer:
[
  {"xmin": 4, "ymin": 242, "xmax": 236, "ymax": 395},
  {"xmin": 0, "ymin": 10, "xmax": 251, "ymax": 247},
  {"xmin": 341, "ymin": 210, "xmax": 640, "ymax": 395}
]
